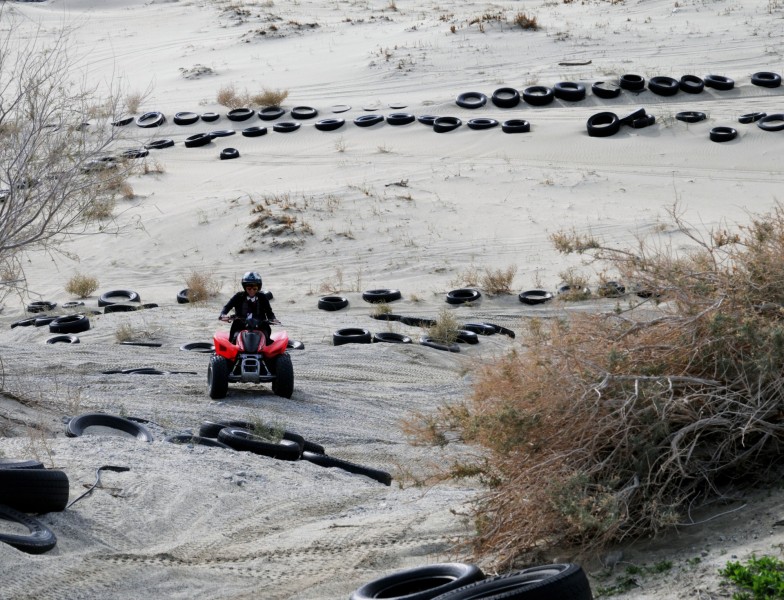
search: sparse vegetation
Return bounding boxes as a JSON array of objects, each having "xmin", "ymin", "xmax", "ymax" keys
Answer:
[
  {"xmin": 217, "ymin": 84, "xmax": 289, "ymax": 109},
  {"xmin": 480, "ymin": 265, "xmax": 517, "ymax": 295},
  {"xmin": 720, "ymin": 554, "xmax": 784, "ymax": 600},
  {"xmin": 408, "ymin": 203, "xmax": 784, "ymax": 567},
  {"xmin": 513, "ymin": 11, "xmax": 539, "ymax": 30},
  {"xmin": 114, "ymin": 321, "xmax": 162, "ymax": 343},
  {"xmin": 65, "ymin": 273, "xmax": 99, "ymax": 298},
  {"xmin": 184, "ymin": 271, "xmax": 221, "ymax": 303},
  {"xmin": 427, "ymin": 307, "xmax": 460, "ymax": 344}
]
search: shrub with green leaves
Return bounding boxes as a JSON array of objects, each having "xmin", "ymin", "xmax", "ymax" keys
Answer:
[{"xmin": 720, "ymin": 555, "xmax": 784, "ymax": 600}]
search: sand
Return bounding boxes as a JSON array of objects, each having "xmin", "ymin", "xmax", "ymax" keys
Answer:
[{"xmin": 1, "ymin": 0, "xmax": 784, "ymax": 597}]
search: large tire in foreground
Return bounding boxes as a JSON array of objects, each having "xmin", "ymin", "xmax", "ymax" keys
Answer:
[
  {"xmin": 0, "ymin": 469, "xmax": 70, "ymax": 513},
  {"xmin": 66, "ymin": 413, "xmax": 154, "ymax": 442},
  {"xmin": 350, "ymin": 563, "xmax": 484, "ymax": 600},
  {"xmin": 198, "ymin": 420, "xmax": 310, "ymax": 453},
  {"xmin": 0, "ymin": 504, "xmax": 57, "ymax": 554},
  {"xmin": 430, "ymin": 563, "xmax": 592, "ymax": 600},
  {"xmin": 271, "ymin": 352, "xmax": 294, "ymax": 399},
  {"xmin": 208, "ymin": 355, "xmax": 230, "ymax": 399}
]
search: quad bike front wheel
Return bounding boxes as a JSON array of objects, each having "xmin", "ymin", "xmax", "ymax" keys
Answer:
[
  {"xmin": 271, "ymin": 353, "xmax": 294, "ymax": 399},
  {"xmin": 208, "ymin": 355, "xmax": 230, "ymax": 399}
]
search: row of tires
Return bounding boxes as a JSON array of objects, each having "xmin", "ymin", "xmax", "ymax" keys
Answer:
[
  {"xmin": 318, "ymin": 288, "xmax": 482, "ymax": 311},
  {"xmin": 454, "ymin": 71, "xmax": 780, "ymax": 109},
  {"xmin": 349, "ymin": 561, "xmax": 593, "ymax": 600}
]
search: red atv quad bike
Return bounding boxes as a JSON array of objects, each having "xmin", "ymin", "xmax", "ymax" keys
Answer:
[{"xmin": 208, "ymin": 316, "xmax": 294, "ymax": 399}]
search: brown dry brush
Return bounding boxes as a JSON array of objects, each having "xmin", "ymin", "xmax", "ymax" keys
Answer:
[{"xmin": 412, "ymin": 204, "xmax": 784, "ymax": 567}]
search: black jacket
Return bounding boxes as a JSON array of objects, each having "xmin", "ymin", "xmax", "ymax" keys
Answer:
[{"xmin": 220, "ymin": 291, "xmax": 276, "ymax": 323}]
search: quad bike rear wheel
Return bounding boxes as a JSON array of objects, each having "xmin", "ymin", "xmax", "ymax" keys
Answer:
[
  {"xmin": 271, "ymin": 353, "xmax": 294, "ymax": 399},
  {"xmin": 208, "ymin": 355, "xmax": 230, "ymax": 399}
]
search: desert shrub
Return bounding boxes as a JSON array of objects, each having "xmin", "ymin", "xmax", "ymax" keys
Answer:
[
  {"xmin": 216, "ymin": 84, "xmax": 242, "ymax": 108},
  {"xmin": 411, "ymin": 204, "xmax": 784, "ymax": 566},
  {"xmin": 185, "ymin": 271, "xmax": 221, "ymax": 303},
  {"xmin": 427, "ymin": 307, "xmax": 460, "ymax": 344},
  {"xmin": 82, "ymin": 197, "xmax": 116, "ymax": 221},
  {"xmin": 124, "ymin": 91, "xmax": 143, "ymax": 114},
  {"xmin": 480, "ymin": 265, "xmax": 516, "ymax": 295},
  {"xmin": 249, "ymin": 88, "xmax": 289, "ymax": 107},
  {"xmin": 513, "ymin": 12, "xmax": 538, "ymax": 30},
  {"xmin": 65, "ymin": 273, "xmax": 98, "ymax": 298},
  {"xmin": 218, "ymin": 84, "xmax": 289, "ymax": 109}
]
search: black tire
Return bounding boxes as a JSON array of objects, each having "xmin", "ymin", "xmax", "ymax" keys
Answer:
[
  {"xmin": 271, "ymin": 352, "xmax": 294, "ymax": 399},
  {"xmin": 446, "ymin": 288, "xmax": 481, "ymax": 304},
  {"xmin": 648, "ymin": 76, "xmax": 679, "ymax": 96},
  {"xmin": 586, "ymin": 112, "xmax": 620, "ymax": 137},
  {"xmin": 34, "ymin": 315, "xmax": 58, "ymax": 327},
  {"xmin": 485, "ymin": 322, "xmax": 516, "ymax": 338},
  {"xmin": 242, "ymin": 126, "xmax": 268, "ymax": 137},
  {"xmin": 62, "ymin": 301, "xmax": 85, "ymax": 309},
  {"xmin": 26, "ymin": 300, "xmax": 56, "ymax": 313},
  {"xmin": 631, "ymin": 114, "xmax": 655, "ymax": 129},
  {"xmin": 598, "ymin": 280, "xmax": 626, "ymax": 297},
  {"xmin": 757, "ymin": 114, "xmax": 784, "ymax": 132},
  {"xmin": 679, "ymin": 74, "xmax": 704, "ymax": 94},
  {"xmin": 373, "ymin": 332, "xmax": 412, "ymax": 344},
  {"xmin": 676, "ymin": 111, "xmax": 707, "ymax": 123},
  {"xmin": 198, "ymin": 421, "xmax": 307, "ymax": 454},
  {"xmin": 619, "ymin": 73, "xmax": 645, "ymax": 91},
  {"xmin": 467, "ymin": 118, "xmax": 499, "ymax": 130},
  {"xmin": 0, "ymin": 504, "xmax": 57, "ymax": 554},
  {"xmin": 302, "ymin": 451, "xmax": 392, "ymax": 486},
  {"xmin": 112, "ymin": 116, "xmax": 133, "ymax": 126},
  {"xmin": 333, "ymin": 328, "xmax": 372, "ymax": 346},
  {"xmin": 709, "ymin": 126, "xmax": 737, "ymax": 142},
  {"xmin": 220, "ymin": 148, "xmax": 240, "ymax": 160},
  {"xmin": 518, "ymin": 289, "xmax": 553, "ymax": 305},
  {"xmin": 455, "ymin": 330, "xmax": 479, "ymax": 345},
  {"xmin": 46, "ymin": 334, "xmax": 80, "ymax": 344},
  {"xmin": 226, "ymin": 107, "xmax": 255, "ymax": 121},
  {"xmin": 49, "ymin": 314, "xmax": 90, "ymax": 334},
  {"xmin": 386, "ymin": 113, "xmax": 416, "ymax": 126},
  {"xmin": 200, "ymin": 112, "xmax": 220, "ymax": 122},
  {"xmin": 120, "ymin": 148, "xmax": 149, "ymax": 160},
  {"xmin": 418, "ymin": 115, "xmax": 438, "ymax": 126},
  {"xmin": 104, "ymin": 303, "xmax": 137, "ymax": 313},
  {"xmin": 430, "ymin": 563, "xmax": 592, "ymax": 600},
  {"xmin": 455, "ymin": 92, "xmax": 487, "ymax": 109},
  {"xmin": 119, "ymin": 341, "xmax": 163, "ymax": 347},
  {"xmin": 208, "ymin": 355, "xmax": 230, "ymax": 399},
  {"xmin": 210, "ymin": 129, "xmax": 236, "ymax": 138},
  {"xmin": 501, "ymin": 119, "xmax": 530, "ymax": 134},
  {"xmin": 258, "ymin": 106, "xmax": 286, "ymax": 121},
  {"xmin": 66, "ymin": 413, "xmax": 154, "ymax": 441},
  {"xmin": 522, "ymin": 86, "xmax": 554, "ymax": 106},
  {"xmin": 350, "ymin": 563, "xmax": 483, "ymax": 599},
  {"xmin": 135, "ymin": 111, "xmax": 166, "ymax": 128},
  {"xmin": 618, "ymin": 107, "xmax": 647, "ymax": 126},
  {"xmin": 751, "ymin": 71, "xmax": 781, "ymax": 88},
  {"xmin": 362, "ymin": 289, "xmax": 402, "ymax": 303},
  {"xmin": 145, "ymin": 138, "xmax": 175, "ymax": 150},
  {"xmin": 11, "ymin": 317, "xmax": 37, "ymax": 328},
  {"xmin": 433, "ymin": 117, "xmax": 462, "ymax": 133},
  {"xmin": 273, "ymin": 121, "xmax": 301, "ymax": 133},
  {"xmin": 461, "ymin": 323, "xmax": 496, "ymax": 335},
  {"xmin": 173, "ymin": 111, "xmax": 200, "ymax": 125},
  {"xmin": 180, "ymin": 342, "xmax": 214, "ymax": 353},
  {"xmin": 370, "ymin": 313, "xmax": 402, "ymax": 321},
  {"xmin": 491, "ymin": 87, "xmax": 520, "ymax": 108},
  {"xmin": 177, "ymin": 288, "xmax": 190, "ymax": 304},
  {"xmin": 318, "ymin": 295, "xmax": 349, "ymax": 311},
  {"xmin": 290, "ymin": 106, "xmax": 318, "ymax": 120},
  {"xmin": 553, "ymin": 81, "xmax": 586, "ymax": 102},
  {"xmin": 399, "ymin": 316, "xmax": 436, "ymax": 327},
  {"xmin": 739, "ymin": 112, "xmax": 766, "ymax": 124},
  {"xmin": 98, "ymin": 289, "xmax": 140, "ymax": 307},
  {"xmin": 184, "ymin": 133, "xmax": 212, "ymax": 148},
  {"xmin": 218, "ymin": 428, "xmax": 301, "ymax": 460},
  {"xmin": 420, "ymin": 336, "xmax": 460, "ymax": 353},
  {"xmin": 315, "ymin": 118, "xmax": 345, "ymax": 131},
  {"xmin": 164, "ymin": 435, "xmax": 232, "ymax": 449},
  {"xmin": 0, "ymin": 459, "xmax": 44, "ymax": 470},
  {"xmin": 354, "ymin": 114, "xmax": 384, "ymax": 128},
  {"xmin": 0, "ymin": 469, "xmax": 70, "ymax": 513},
  {"xmin": 591, "ymin": 81, "xmax": 621, "ymax": 99},
  {"xmin": 287, "ymin": 340, "xmax": 305, "ymax": 350},
  {"xmin": 704, "ymin": 74, "xmax": 734, "ymax": 90}
]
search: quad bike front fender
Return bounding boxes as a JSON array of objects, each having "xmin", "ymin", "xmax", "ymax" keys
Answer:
[
  {"xmin": 263, "ymin": 331, "xmax": 289, "ymax": 358},
  {"xmin": 213, "ymin": 330, "xmax": 239, "ymax": 361}
]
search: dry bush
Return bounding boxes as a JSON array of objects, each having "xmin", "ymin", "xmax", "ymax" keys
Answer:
[
  {"xmin": 411, "ymin": 203, "xmax": 784, "ymax": 567},
  {"xmin": 124, "ymin": 91, "xmax": 143, "ymax": 114},
  {"xmin": 65, "ymin": 273, "xmax": 98, "ymax": 298},
  {"xmin": 185, "ymin": 271, "xmax": 221, "ymax": 303},
  {"xmin": 115, "ymin": 321, "xmax": 162, "ymax": 342},
  {"xmin": 480, "ymin": 265, "xmax": 516, "ymax": 295},
  {"xmin": 427, "ymin": 307, "xmax": 460, "ymax": 344},
  {"xmin": 513, "ymin": 12, "xmax": 538, "ymax": 29},
  {"xmin": 82, "ymin": 197, "xmax": 116, "ymax": 221},
  {"xmin": 250, "ymin": 88, "xmax": 289, "ymax": 107},
  {"xmin": 216, "ymin": 84, "xmax": 243, "ymax": 109}
]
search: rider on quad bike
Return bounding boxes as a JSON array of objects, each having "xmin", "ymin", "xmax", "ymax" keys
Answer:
[{"xmin": 208, "ymin": 271, "xmax": 293, "ymax": 399}]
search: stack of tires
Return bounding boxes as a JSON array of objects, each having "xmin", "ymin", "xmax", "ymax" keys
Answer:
[{"xmin": 0, "ymin": 460, "xmax": 69, "ymax": 554}]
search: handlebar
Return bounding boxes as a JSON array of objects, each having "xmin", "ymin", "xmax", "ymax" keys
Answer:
[{"xmin": 219, "ymin": 315, "xmax": 281, "ymax": 325}]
